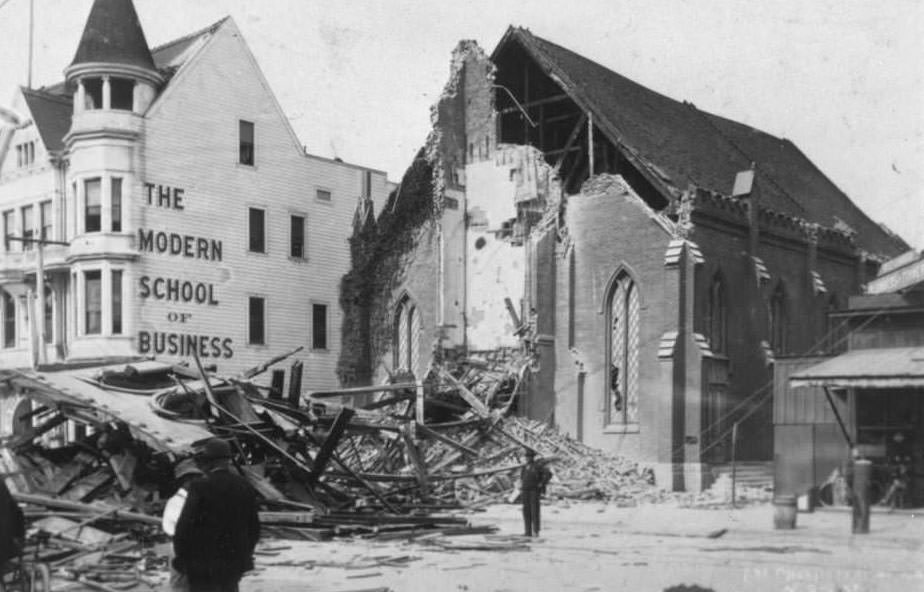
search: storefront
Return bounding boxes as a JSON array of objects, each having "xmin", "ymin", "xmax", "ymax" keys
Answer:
[
  {"xmin": 788, "ymin": 348, "xmax": 924, "ymax": 508},
  {"xmin": 779, "ymin": 250, "xmax": 924, "ymax": 508}
]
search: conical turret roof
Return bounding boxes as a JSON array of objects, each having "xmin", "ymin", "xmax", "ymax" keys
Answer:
[{"xmin": 70, "ymin": 0, "xmax": 156, "ymax": 71}]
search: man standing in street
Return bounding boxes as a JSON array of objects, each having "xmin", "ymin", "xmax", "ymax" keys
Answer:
[
  {"xmin": 174, "ymin": 439, "xmax": 260, "ymax": 592},
  {"xmin": 162, "ymin": 458, "xmax": 205, "ymax": 591},
  {"xmin": 520, "ymin": 448, "xmax": 552, "ymax": 537}
]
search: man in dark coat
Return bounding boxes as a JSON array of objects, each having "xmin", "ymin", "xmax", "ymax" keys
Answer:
[
  {"xmin": 520, "ymin": 449, "xmax": 552, "ymax": 537},
  {"xmin": 173, "ymin": 439, "xmax": 260, "ymax": 592},
  {"xmin": 0, "ymin": 477, "xmax": 25, "ymax": 570}
]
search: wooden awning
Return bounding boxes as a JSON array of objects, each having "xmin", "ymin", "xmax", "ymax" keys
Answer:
[{"xmin": 789, "ymin": 347, "xmax": 924, "ymax": 389}]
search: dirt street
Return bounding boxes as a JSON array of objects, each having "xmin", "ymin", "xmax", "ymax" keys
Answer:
[{"xmin": 238, "ymin": 501, "xmax": 924, "ymax": 592}]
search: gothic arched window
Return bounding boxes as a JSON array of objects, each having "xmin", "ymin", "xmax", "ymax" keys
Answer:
[
  {"xmin": 394, "ymin": 295, "xmax": 421, "ymax": 376},
  {"xmin": 768, "ymin": 282, "xmax": 786, "ymax": 353},
  {"xmin": 606, "ymin": 270, "xmax": 640, "ymax": 425},
  {"xmin": 707, "ymin": 271, "xmax": 727, "ymax": 355}
]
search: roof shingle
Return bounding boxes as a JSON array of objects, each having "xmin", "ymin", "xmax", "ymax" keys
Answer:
[
  {"xmin": 70, "ymin": 0, "xmax": 156, "ymax": 72},
  {"xmin": 497, "ymin": 27, "xmax": 906, "ymax": 258}
]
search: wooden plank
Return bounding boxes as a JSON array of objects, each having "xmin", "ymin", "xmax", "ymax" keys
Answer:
[
  {"xmin": 401, "ymin": 428, "xmax": 429, "ymax": 496},
  {"xmin": 310, "ymin": 382, "xmax": 418, "ymax": 399},
  {"xmin": 13, "ymin": 493, "xmax": 160, "ymax": 525},
  {"xmin": 308, "ymin": 408, "xmax": 355, "ymax": 482},
  {"xmin": 415, "ymin": 423, "xmax": 479, "ymax": 457},
  {"xmin": 439, "ymin": 369, "xmax": 491, "ymax": 418}
]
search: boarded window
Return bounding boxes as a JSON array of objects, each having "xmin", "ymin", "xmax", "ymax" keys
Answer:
[
  {"xmin": 248, "ymin": 207, "xmax": 265, "ymax": 253},
  {"xmin": 607, "ymin": 271, "xmax": 640, "ymax": 425},
  {"xmin": 111, "ymin": 178, "xmax": 122, "ymax": 232},
  {"xmin": 290, "ymin": 215, "xmax": 305, "ymax": 258},
  {"xmin": 249, "ymin": 297, "xmax": 265, "ymax": 345},
  {"xmin": 85, "ymin": 270, "xmax": 102, "ymax": 335},
  {"xmin": 312, "ymin": 304, "xmax": 328, "ymax": 350},
  {"xmin": 239, "ymin": 120, "xmax": 254, "ymax": 165},
  {"xmin": 85, "ymin": 178, "xmax": 101, "ymax": 233}
]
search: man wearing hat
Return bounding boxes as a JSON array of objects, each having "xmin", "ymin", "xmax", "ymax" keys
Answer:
[
  {"xmin": 520, "ymin": 448, "xmax": 552, "ymax": 537},
  {"xmin": 174, "ymin": 438, "xmax": 260, "ymax": 592},
  {"xmin": 162, "ymin": 458, "xmax": 204, "ymax": 591}
]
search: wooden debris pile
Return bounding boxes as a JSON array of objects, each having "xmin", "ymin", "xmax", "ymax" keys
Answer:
[{"xmin": 1, "ymin": 344, "xmax": 679, "ymax": 557}]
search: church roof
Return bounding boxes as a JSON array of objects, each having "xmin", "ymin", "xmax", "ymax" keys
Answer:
[
  {"xmin": 494, "ymin": 27, "xmax": 907, "ymax": 258},
  {"xmin": 70, "ymin": 0, "xmax": 156, "ymax": 72}
]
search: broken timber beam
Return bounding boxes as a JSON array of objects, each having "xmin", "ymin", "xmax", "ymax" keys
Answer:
[
  {"xmin": 415, "ymin": 423, "xmax": 479, "ymax": 457},
  {"xmin": 310, "ymin": 382, "xmax": 418, "ymax": 399},
  {"xmin": 308, "ymin": 407, "xmax": 355, "ymax": 483},
  {"xmin": 401, "ymin": 426, "xmax": 429, "ymax": 497},
  {"xmin": 438, "ymin": 369, "xmax": 491, "ymax": 419},
  {"xmin": 13, "ymin": 493, "xmax": 160, "ymax": 525}
]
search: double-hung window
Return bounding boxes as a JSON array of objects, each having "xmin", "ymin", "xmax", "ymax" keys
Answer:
[
  {"xmin": 239, "ymin": 120, "xmax": 255, "ymax": 165},
  {"xmin": 249, "ymin": 297, "xmax": 265, "ymax": 345},
  {"xmin": 248, "ymin": 207, "xmax": 265, "ymax": 253},
  {"xmin": 290, "ymin": 215, "xmax": 305, "ymax": 258},
  {"xmin": 85, "ymin": 178, "xmax": 102, "ymax": 233}
]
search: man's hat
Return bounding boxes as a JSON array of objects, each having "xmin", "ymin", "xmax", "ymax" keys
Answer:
[
  {"xmin": 199, "ymin": 438, "xmax": 232, "ymax": 461},
  {"xmin": 525, "ymin": 448, "xmax": 536, "ymax": 458},
  {"xmin": 174, "ymin": 458, "xmax": 204, "ymax": 480}
]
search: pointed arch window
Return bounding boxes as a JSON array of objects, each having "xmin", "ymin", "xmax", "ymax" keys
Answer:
[
  {"xmin": 394, "ymin": 295, "xmax": 421, "ymax": 376},
  {"xmin": 768, "ymin": 282, "xmax": 786, "ymax": 354},
  {"xmin": 707, "ymin": 271, "xmax": 727, "ymax": 354},
  {"xmin": 606, "ymin": 270, "xmax": 640, "ymax": 425}
]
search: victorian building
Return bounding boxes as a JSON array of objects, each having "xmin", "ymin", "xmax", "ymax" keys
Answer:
[{"xmin": 0, "ymin": 0, "xmax": 388, "ymax": 392}]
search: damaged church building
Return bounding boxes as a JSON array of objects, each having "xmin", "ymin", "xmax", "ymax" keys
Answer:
[{"xmin": 339, "ymin": 27, "xmax": 907, "ymax": 491}]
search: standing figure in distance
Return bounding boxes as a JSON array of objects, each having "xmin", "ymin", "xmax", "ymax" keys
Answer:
[
  {"xmin": 520, "ymin": 448, "xmax": 552, "ymax": 537},
  {"xmin": 162, "ymin": 458, "xmax": 205, "ymax": 592},
  {"xmin": 174, "ymin": 439, "xmax": 260, "ymax": 592}
]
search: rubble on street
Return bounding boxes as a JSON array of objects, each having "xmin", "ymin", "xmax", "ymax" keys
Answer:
[{"xmin": 0, "ymin": 347, "xmax": 761, "ymax": 589}]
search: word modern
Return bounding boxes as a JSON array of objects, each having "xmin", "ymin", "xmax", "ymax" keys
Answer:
[
  {"xmin": 138, "ymin": 331, "xmax": 233, "ymax": 359},
  {"xmin": 138, "ymin": 229, "xmax": 222, "ymax": 261},
  {"xmin": 139, "ymin": 276, "xmax": 219, "ymax": 305}
]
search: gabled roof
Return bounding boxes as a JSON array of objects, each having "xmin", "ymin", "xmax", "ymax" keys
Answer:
[
  {"xmin": 70, "ymin": 0, "xmax": 156, "ymax": 72},
  {"xmin": 494, "ymin": 27, "xmax": 907, "ymax": 258},
  {"xmin": 21, "ymin": 88, "xmax": 72, "ymax": 153},
  {"xmin": 151, "ymin": 16, "xmax": 229, "ymax": 72}
]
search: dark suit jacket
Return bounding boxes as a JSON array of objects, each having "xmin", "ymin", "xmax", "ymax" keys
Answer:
[
  {"xmin": 0, "ymin": 479, "xmax": 24, "ymax": 566},
  {"xmin": 173, "ymin": 468, "xmax": 260, "ymax": 582}
]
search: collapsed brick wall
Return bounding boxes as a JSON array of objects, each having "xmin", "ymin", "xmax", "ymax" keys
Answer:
[{"xmin": 338, "ymin": 152, "xmax": 438, "ymax": 386}]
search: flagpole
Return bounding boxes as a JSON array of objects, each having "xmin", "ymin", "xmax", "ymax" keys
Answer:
[{"xmin": 28, "ymin": 0, "xmax": 34, "ymax": 88}]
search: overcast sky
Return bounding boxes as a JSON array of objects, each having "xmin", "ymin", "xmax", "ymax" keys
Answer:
[{"xmin": 1, "ymin": 0, "xmax": 921, "ymax": 249}]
